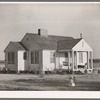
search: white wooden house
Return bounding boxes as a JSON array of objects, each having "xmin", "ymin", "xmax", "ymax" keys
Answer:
[{"xmin": 4, "ymin": 29, "xmax": 93, "ymax": 74}]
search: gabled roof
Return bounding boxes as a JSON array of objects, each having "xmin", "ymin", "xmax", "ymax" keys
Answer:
[
  {"xmin": 11, "ymin": 42, "xmax": 27, "ymax": 50},
  {"xmin": 21, "ymin": 33, "xmax": 74, "ymax": 50},
  {"xmin": 4, "ymin": 41, "xmax": 26, "ymax": 52},
  {"xmin": 57, "ymin": 38, "xmax": 82, "ymax": 50}
]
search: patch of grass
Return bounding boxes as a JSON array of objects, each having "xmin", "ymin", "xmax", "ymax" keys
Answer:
[{"xmin": 0, "ymin": 74, "xmax": 100, "ymax": 90}]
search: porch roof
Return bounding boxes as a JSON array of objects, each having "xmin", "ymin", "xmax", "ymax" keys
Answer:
[{"xmin": 57, "ymin": 38, "xmax": 82, "ymax": 50}]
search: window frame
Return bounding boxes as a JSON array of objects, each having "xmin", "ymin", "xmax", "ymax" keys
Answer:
[
  {"xmin": 65, "ymin": 52, "xmax": 68, "ymax": 58},
  {"xmin": 8, "ymin": 52, "xmax": 15, "ymax": 64},
  {"xmin": 31, "ymin": 51, "xmax": 39, "ymax": 64},
  {"xmin": 63, "ymin": 52, "xmax": 68, "ymax": 66},
  {"xmin": 35, "ymin": 51, "xmax": 39, "ymax": 64},
  {"xmin": 79, "ymin": 52, "xmax": 83, "ymax": 63}
]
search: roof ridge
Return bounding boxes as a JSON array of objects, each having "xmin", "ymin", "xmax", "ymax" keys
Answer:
[
  {"xmin": 74, "ymin": 38, "xmax": 82, "ymax": 40},
  {"xmin": 26, "ymin": 33, "xmax": 37, "ymax": 35},
  {"xmin": 26, "ymin": 33, "xmax": 73, "ymax": 38},
  {"xmin": 58, "ymin": 38, "xmax": 81, "ymax": 42},
  {"xmin": 49, "ymin": 34, "xmax": 73, "ymax": 38},
  {"xmin": 10, "ymin": 41, "xmax": 20, "ymax": 43}
]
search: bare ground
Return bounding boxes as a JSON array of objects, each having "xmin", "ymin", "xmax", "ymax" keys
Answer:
[{"xmin": 0, "ymin": 74, "xmax": 100, "ymax": 91}]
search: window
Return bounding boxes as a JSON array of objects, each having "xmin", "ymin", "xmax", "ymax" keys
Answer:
[
  {"xmin": 65, "ymin": 53, "xmax": 68, "ymax": 58},
  {"xmin": 23, "ymin": 52, "xmax": 27, "ymax": 60},
  {"xmin": 35, "ymin": 51, "xmax": 39, "ymax": 64},
  {"xmin": 31, "ymin": 51, "xmax": 39, "ymax": 64},
  {"xmin": 31, "ymin": 52, "xmax": 35, "ymax": 64},
  {"xmin": 79, "ymin": 52, "xmax": 83, "ymax": 63},
  {"xmin": 8, "ymin": 52, "xmax": 15, "ymax": 64},
  {"xmin": 50, "ymin": 52, "xmax": 55, "ymax": 63},
  {"xmin": 63, "ymin": 52, "xmax": 68, "ymax": 66},
  {"xmin": 63, "ymin": 61, "xmax": 68, "ymax": 66}
]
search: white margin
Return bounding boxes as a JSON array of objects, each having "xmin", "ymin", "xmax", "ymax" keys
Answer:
[{"xmin": 0, "ymin": 2, "xmax": 100, "ymax": 98}]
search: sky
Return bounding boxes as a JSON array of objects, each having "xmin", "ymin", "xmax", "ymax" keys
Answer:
[{"xmin": 0, "ymin": 3, "xmax": 100, "ymax": 60}]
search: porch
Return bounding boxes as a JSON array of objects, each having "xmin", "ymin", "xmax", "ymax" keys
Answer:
[{"xmin": 56, "ymin": 50, "xmax": 93, "ymax": 73}]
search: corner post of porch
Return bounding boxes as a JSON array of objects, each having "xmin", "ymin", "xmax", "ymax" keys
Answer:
[
  {"xmin": 72, "ymin": 50, "xmax": 74, "ymax": 72},
  {"xmin": 68, "ymin": 51, "xmax": 70, "ymax": 70},
  {"xmin": 91, "ymin": 51, "xmax": 93, "ymax": 70},
  {"xmin": 76, "ymin": 51, "xmax": 78, "ymax": 69},
  {"xmin": 87, "ymin": 51, "xmax": 90, "ymax": 69}
]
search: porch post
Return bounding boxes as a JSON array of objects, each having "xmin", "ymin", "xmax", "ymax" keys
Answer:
[
  {"xmin": 55, "ymin": 51, "xmax": 57, "ymax": 69},
  {"xmin": 91, "ymin": 51, "xmax": 93, "ymax": 70},
  {"xmin": 87, "ymin": 51, "xmax": 90, "ymax": 69},
  {"xmin": 72, "ymin": 51, "xmax": 74, "ymax": 71},
  {"xmin": 68, "ymin": 51, "xmax": 70, "ymax": 70},
  {"xmin": 76, "ymin": 51, "xmax": 78, "ymax": 69}
]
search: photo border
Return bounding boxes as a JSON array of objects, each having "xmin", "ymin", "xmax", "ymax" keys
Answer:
[{"xmin": 0, "ymin": 0, "xmax": 100, "ymax": 99}]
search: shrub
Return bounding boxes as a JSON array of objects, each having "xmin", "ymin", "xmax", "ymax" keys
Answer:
[
  {"xmin": 98, "ymin": 70, "xmax": 100, "ymax": 74},
  {"xmin": 8, "ymin": 70, "xmax": 17, "ymax": 74},
  {"xmin": 19, "ymin": 70, "xmax": 29, "ymax": 74},
  {"xmin": 18, "ymin": 70, "xmax": 40, "ymax": 74},
  {"xmin": 0, "ymin": 67, "xmax": 18, "ymax": 74},
  {"xmin": 45, "ymin": 71, "xmax": 51, "ymax": 74},
  {"xmin": 66, "ymin": 70, "xmax": 73, "ymax": 74},
  {"xmin": 0, "ymin": 68, "xmax": 7, "ymax": 74},
  {"xmin": 74, "ymin": 70, "xmax": 84, "ymax": 75},
  {"xmin": 29, "ymin": 70, "xmax": 35, "ymax": 74}
]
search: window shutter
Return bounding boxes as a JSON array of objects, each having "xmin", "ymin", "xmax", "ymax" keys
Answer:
[{"xmin": 23, "ymin": 52, "xmax": 27, "ymax": 60}]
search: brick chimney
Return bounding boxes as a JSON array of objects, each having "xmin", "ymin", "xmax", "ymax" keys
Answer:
[{"xmin": 38, "ymin": 29, "xmax": 48, "ymax": 38}]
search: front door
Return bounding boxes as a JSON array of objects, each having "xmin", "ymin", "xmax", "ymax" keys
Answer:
[
  {"xmin": 59, "ymin": 52, "xmax": 68, "ymax": 69},
  {"xmin": 18, "ymin": 51, "xmax": 25, "ymax": 71}
]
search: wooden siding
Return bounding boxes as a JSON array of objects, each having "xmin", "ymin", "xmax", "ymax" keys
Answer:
[
  {"xmin": 21, "ymin": 34, "xmax": 42, "ymax": 72},
  {"xmin": 72, "ymin": 39, "xmax": 93, "ymax": 51},
  {"xmin": 5, "ymin": 51, "xmax": 18, "ymax": 71},
  {"xmin": 42, "ymin": 50, "xmax": 56, "ymax": 71}
]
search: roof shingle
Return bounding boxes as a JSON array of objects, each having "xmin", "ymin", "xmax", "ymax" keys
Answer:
[
  {"xmin": 57, "ymin": 38, "xmax": 82, "ymax": 50},
  {"xmin": 11, "ymin": 42, "xmax": 26, "ymax": 50},
  {"xmin": 25, "ymin": 33, "xmax": 74, "ymax": 50}
]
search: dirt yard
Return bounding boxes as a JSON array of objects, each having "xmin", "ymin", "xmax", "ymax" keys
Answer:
[{"xmin": 0, "ymin": 74, "xmax": 100, "ymax": 91}]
